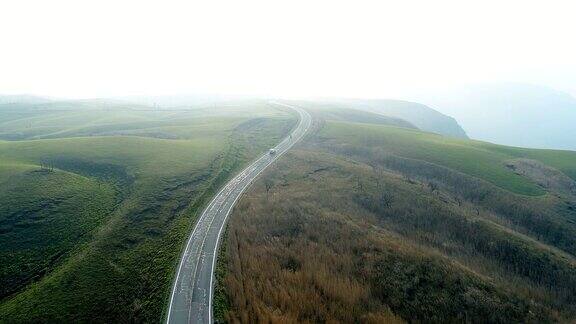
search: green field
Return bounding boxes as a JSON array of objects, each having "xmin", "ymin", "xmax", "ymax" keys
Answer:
[{"xmin": 0, "ymin": 100, "xmax": 296, "ymax": 322}]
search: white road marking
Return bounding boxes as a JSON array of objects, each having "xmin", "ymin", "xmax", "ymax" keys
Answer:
[{"xmin": 166, "ymin": 102, "xmax": 311, "ymax": 323}]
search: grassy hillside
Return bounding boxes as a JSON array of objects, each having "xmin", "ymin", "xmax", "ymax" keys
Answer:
[
  {"xmin": 0, "ymin": 101, "xmax": 296, "ymax": 322},
  {"xmin": 304, "ymin": 105, "xmax": 417, "ymax": 129},
  {"xmin": 218, "ymin": 108, "xmax": 576, "ymax": 323},
  {"xmin": 0, "ymin": 98, "xmax": 283, "ymax": 141},
  {"xmin": 290, "ymin": 99, "xmax": 468, "ymax": 138},
  {"xmin": 0, "ymin": 164, "xmax": 117, "ymax": 299},
  {"xmin": 319, "ymin": 121, "xmax": 551, "ymax": 196},
  {"xmin": 0, "ymin": 95, "xmax": 50, "ymax": 105}
]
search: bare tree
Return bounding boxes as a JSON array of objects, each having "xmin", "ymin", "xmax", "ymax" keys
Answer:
[
  {"xmin": 265, "ymin": 179, "xmax": 274, "ymax": 201},
  {"xmin": 428, "ymin": 181, "xmax": 439, "ymax": 193}
]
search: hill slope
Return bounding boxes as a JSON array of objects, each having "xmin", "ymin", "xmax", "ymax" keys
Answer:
[
  {"xmin": 0, "ymin": 101, "xmax": 296, "ymax": 322},
  {"xmin": 291, "ymin": 99, "xmax": 468, "ymax": 138},
  {"xmin": 217, "ymin": 107, "xmax": 576, "ymax": 323},
  {"xmin": 0, "ymin": 95, "xmax": 51, "ymax": 105}
]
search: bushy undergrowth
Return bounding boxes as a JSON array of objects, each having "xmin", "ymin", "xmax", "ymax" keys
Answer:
[{"xmin": 219, "ymin": 117, "xmax": 576, "ymax": 323}]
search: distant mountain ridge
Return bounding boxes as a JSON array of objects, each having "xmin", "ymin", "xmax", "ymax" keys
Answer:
[
  {"xmin": 0, "ymin": 95, "xmax": 52, "ymax": 105},
  {"xmin": 297, "ymin": 99, "xmax": 468, "ymax": 138},
  {"xmin": 341, "ymin": 99, "xmax": 469, "ymax": 138},
  {"xmin": 419, "ymin": 83, "xmax": 576, "ymax": 150}
]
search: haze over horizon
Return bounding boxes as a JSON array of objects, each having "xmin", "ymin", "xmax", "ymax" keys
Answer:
[{"xmin": 1, "ymin": 0, "xmax": 576, "ymax": 100}]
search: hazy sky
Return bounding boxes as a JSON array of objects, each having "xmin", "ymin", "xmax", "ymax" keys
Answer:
[{"xmin": 1, "ymin": 0, "xmax": 575, "ymax": 98}]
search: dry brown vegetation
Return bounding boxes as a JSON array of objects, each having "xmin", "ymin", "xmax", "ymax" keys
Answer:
[{"xmin": 217, "ymin": 114, "xmax": 576, "ymax": 323}]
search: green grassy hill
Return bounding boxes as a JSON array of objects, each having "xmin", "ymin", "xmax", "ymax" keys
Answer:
[
  {"xmin": 0, "ymin": 100, "xmax": 296, "ymax": 322},
  {"xmin": 218, "ymin": 107, "xmax": 576, "ymax": 323},
  {"xmin": 289, "ymin": 99, "xmax": 469, "ymax": 138},
  {"xmin": 304, "ymin": 105, "xmax": 417, "ymax": 129},
  {"xmin": 0, "ymin": 99, "xmax": 284, "ymax": 141},
  {"xmin": 318, "ymin": 121, "xmax": 576, "ymax": 196},
  {"xmin": 0, "ymin": 163, "xmax": 117, "ymax": 299}
]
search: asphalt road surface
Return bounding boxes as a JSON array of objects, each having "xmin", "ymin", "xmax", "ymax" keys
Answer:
[{"xmin": 166, "ymin": 102, "xmax": 312, "ymax": 324}]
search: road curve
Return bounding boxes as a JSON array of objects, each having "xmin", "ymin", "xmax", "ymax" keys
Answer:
[{"xmin": 166, "ymin": 102, "xmax": 312, "ymax": 324}]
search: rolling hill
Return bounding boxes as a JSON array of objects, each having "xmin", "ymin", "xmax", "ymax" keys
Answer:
[
  {"xmin": 289, "ymin": 99, "xmax": 468, "ymax": 138},
  {"xmin": 0, "ymin": 100, "xmax": 296, "ymax": 322},
  {"xmin": 0, "ymin": 95, "xmax": 51, "ymax": 105},
  {"xmin": 217, "ymin": 106, "xmax": 576, "ymax": 323},
  {"xmin": 3, "ymin": 97, "xmax": 575, "ymax": 322}
]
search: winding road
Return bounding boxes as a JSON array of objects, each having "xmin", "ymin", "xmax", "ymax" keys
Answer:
[{"xmin": 166, "ymin": 102, "xmax": 312, "ymax": 324}]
